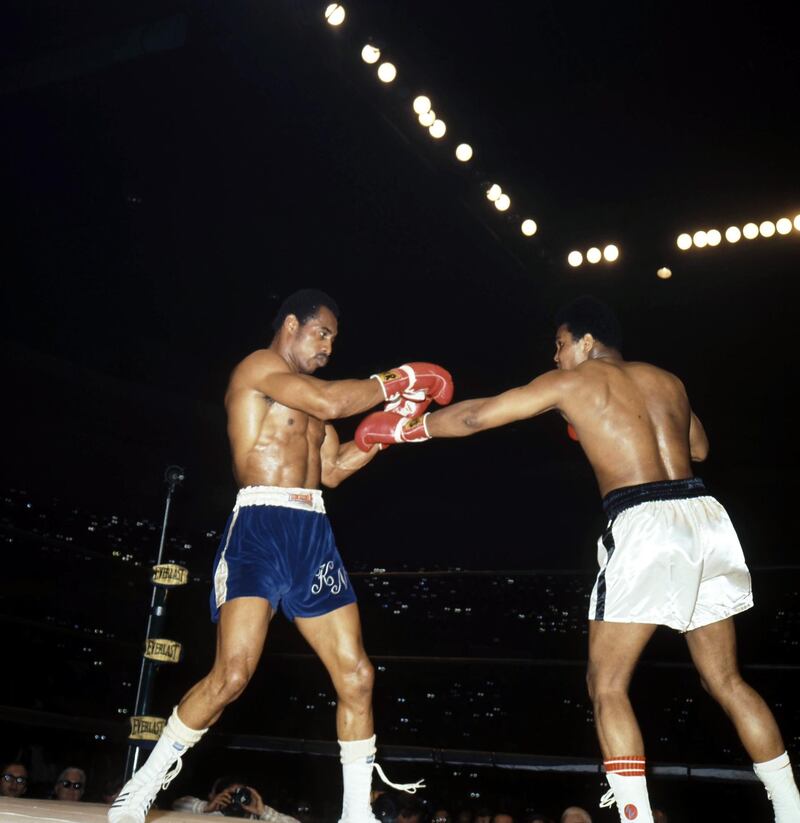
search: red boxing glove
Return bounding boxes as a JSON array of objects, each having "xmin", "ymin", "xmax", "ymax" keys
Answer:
[
  {"xmin": 567, "ymin": 423, "xmax": 579, "ymax": 442},
  {"xmin": 371, "ymin": 362, "xmax": 454, "ymax": 406},
  {"xmin": 355, "ymin": 412, "xmax": 431, "ymax": 452}
]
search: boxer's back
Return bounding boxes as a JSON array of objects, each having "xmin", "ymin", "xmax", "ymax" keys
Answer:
[
  {"xmin": 562, "ymin": 358, "xmax": 694, "ymax": 496},
  {"xmin": 225, "ymin": 349, "xmax": 325, "ymax": 489}
]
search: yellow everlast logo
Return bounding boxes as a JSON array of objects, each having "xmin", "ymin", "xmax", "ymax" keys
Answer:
[
  {"xmin": 144, "ymin": 638, "xmax": 183, "ymax": 663},
  {"xmin": 129, "ymin": 715, "xmax": 165, "ymax": 740},
  {"xmin": 152, "ymin": 563, "xmax": 189, "ymax": 587}
]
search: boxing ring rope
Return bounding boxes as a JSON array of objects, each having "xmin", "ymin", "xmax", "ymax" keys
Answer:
[{"xmin": 0, "ymin": 703, "xmax": 760, "ymax": 785}]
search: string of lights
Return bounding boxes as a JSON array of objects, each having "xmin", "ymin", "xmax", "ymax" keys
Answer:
[
  {"xmin": 324, "ymin": 4, "xmax": 798, "ymax": 278},
  {"xmin": 677, "ymin": 215, "xmax": 800, "ymax": 251}
]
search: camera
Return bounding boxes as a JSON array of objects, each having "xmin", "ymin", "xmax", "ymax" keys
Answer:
[{"xmin": 222, "ymin": 786, "xmax": 252, "ymax": 817}]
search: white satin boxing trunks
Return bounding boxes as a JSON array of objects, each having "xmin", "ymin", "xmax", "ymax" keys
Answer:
[{"xmin": 588, "ymin": 478, "xmax": 753, "ymax": 632}]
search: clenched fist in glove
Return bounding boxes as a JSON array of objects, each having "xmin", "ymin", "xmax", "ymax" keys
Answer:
[
  {"xmin": 371, "ymin": 362, "xmax": 454, "ymax": 406},
  {"xmin": 355, "ymin": 412, "xmax": 431, "ymax": 451}
]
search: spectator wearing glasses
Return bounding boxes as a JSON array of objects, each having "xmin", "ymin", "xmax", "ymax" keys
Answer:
[
  {"xmin": 1, "ymin": 762, "xmax": 28, "ymax": 799},
  {"xmin": 54, "ymin": 767, "xmax": 86, "ymax": 802}
]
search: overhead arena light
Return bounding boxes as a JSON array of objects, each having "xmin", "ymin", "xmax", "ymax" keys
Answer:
[
  {"xmin": 455, "ymin": 143, "xmax": 473, "ymax": 162},
  {"xmin": 742, "ymin": 222, "xmax": 759, "ymax": 240},
  {"xmin": 325, "ymin": 4, "xmax": 346, "ymax": 26},
  {"xmin": 707, "ymin": 229, "xmax": 722, "ymax": 246},
  {"xmin": 429, "ymin": 119, "xmax": 446, "ymax": 139},
  {"xmin": 657, "ymin": 267, "xmax": 673, "ymax": 280},
  {"xmin": 759, "ymin": 220, "xmax": 776, "ymax": 238},
  {"xmin": 418, "ymin": 110, "xmax": 436, "ymax": 127},
  {"xmin": 603, "ymin": 244, "xmax": 619, "ymax": 262},
  {"xmin": 795, "ymin": 215, "xmax": 800, "ymax": 231},
  {"xmin": 725, "ymin": 226, "xmax": 741, "ymax": 243},
  {"xmin": 361, "ymin": 44, "xmax": 380, "ymax": 64},
  {"xmin": 776, "ymin": 217, "xmax": 792, "ymax": 235},
  {"xmin": 413, "ymin": 95, "xmax": 432, "ymax": 115},
  {"xmin": 692, "ymin": 230, "xmax": 708, "ymax": 248},
  {"xmin": 486, "ymin": 184, "xmax": 502, "ymax": 202},
  {"xmin": 494, "ymin": 193, "xmax": 510, "ymax": 211},
  {"xmin": 377, "ymin": 62, "xmax": 397, "ymax": 83},
  {"xmin": 586, "ymin": 247, "xmax": 602, "ymax": 264},
  {"xmin": 677, "ymin": 233, "xmax": 692, "ymax": 250},
  {"xmin": 568, "ymin": 251, "xmax": 583, "ymax": 267},
  {"xmin": 521, "ymin": 219, "xmax": 537, "ymax": 237}
]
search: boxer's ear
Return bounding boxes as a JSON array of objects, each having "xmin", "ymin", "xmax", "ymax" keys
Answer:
[{"xmin": 581, "ymin": 333, "xmax": 596, "ymax": 353}]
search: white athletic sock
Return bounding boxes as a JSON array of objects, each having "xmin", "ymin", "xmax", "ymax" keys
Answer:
[
  {"xmin": 601, "ymin": 757, "xmax": 654, "ymax": 823},
  {"xmin": 338, "ymin": 736, "xmax": 377, "ymax": 822},
  {"xmin": 754, "ymin": 751, "xmax": 800, "ymax": 822},
  {"xmin": 140, "ymin": 707, "xmax": 207, "ymax": 777}
]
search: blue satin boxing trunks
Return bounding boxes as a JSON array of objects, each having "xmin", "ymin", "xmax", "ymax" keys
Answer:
[{"xmin": 210, "ymin": 485, "xmax": 357, "ymax": 622}]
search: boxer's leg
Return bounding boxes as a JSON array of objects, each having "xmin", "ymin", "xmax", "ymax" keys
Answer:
[
  {"xmin": 109, "ymin": 597, "xmax": 272, "ymax": 823},
  {"xmin": 686, "ymin": 617, "xmax": 800, "ymax": 821},
  {"xmin": 180, "ymin": 596, "xmax": 273, "ymax": 726},
  {"xmin": 297, "ymin": 603, "xmax": 377, "ymax": 822},
  {"xmin": 587, "ymin": 620, "xmax": 657, "ymax": 823}
]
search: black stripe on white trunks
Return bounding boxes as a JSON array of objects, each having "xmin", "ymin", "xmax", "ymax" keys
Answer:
[{"xmin": 594, "ymin": 520, "xmax": 617, "ymax": 621}]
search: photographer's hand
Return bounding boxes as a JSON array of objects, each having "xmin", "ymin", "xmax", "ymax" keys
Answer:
[
  {"xmin": 242, "ymin": 786, "xmax": 266, "ymax": 818},
  {"xmin": 206, "ymin": 788, "xmax": 233, "ymax": 813}
]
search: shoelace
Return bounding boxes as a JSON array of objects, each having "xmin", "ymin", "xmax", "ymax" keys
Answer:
[
  {"xmin": 161, "ymin": 757, "xmax": 183, "ymax": 790},
  {"xmin": 373, "ymin": 762, "xmax": 425, "ymax": 794},
  {"xmin": 599, "ymin": 788, "xmax": 616, "ymax": 809}
]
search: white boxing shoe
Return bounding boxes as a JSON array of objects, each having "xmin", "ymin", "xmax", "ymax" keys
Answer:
[{"xmin": 108, "ymin": 747, "xmax": 184, "ymax": 823}]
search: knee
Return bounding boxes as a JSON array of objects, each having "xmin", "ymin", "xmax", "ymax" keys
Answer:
[
  {"xmin": 586, "ymin": 666, "xmax": 628, "ymax": 707},
  {"xmin": 699, "ymin": 669, "xmax": 744, "ymax": 703},
  {"xmin": 209, "ymin": 660, "xmax": 253, "ymax": 705},
  {"xmin": 336, "ymin": 653, "xmax": 375, "ymax": 704}
]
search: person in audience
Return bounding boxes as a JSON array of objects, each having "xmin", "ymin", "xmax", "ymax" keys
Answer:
[
  {"xmin": 173, "ymin": 775, "xmax": 299, "ymax": 821},
  {"xmin": 560, "ymin": 808, "xmax": 591, "ymax": 823},
  {"xmin": 54, "ymin": 767, "xmax": 86, "ymax": 802},
  {"xmin": 1, "ymin": 762, "xmax": 28, "ymax": 799}
]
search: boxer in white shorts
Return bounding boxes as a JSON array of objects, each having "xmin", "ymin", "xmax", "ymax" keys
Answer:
[{"xmin": 359, "ymin": 296, "xmax": 800, "ymax": 823}]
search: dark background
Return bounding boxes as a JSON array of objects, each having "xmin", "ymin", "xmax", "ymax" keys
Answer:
[{"xmin": 1, "ymin": 1, "xmax": 799, "ymax": 819}]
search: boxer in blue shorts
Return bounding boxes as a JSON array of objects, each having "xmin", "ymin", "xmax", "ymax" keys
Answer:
[
  {"xmin": 360, "ymin": 296, "xmax": 800, "ymax": 823},
  {"xmin": 111, "ymin": 289, "xmax": 453, "ymax": 823}
]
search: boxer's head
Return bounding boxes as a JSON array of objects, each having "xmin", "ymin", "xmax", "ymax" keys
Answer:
[
  {"xmin": 1, "ymin": 763, "xmax": 28, "ymax": 798},
  {"xmin": 272, "ymin": 289, "xmax": 340, "ymax": 373},
  {"xmin": 553, "ymin": 296, "xmax": 622, "ymax": 370}
]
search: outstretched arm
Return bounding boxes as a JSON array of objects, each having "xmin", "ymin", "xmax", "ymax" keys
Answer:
[
  {"xmin": 689, "ymin": 411, "xmax": 709, "ymax": 462},
  {"xmin": 321, "ymin": 424, "xmax": 380, "ymax": 487},
  {"xmin": 426, "ymin": 370, "xmax": 568, "ymax": 438},
  {"xmin": 257, "ymin": 371, "xmax": 383, "ymax": 421}
]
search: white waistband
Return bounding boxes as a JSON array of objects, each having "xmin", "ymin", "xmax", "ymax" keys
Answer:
[{"xmin": 234, "ymin": 485, "xmax": 326, "ymax": 514}]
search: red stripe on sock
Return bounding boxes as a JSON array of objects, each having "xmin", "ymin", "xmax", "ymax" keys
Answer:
[{"xmin": 604, "ymin": 756, "xmax": 646, "ymax": 776}]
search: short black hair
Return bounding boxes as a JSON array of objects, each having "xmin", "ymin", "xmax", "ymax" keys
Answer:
[
  {"xmin": 210, "ymin": 775, "xmax": 250, "ymax": 796},
  {"xmin": 271, "ymin": 288, "xmax": 340, "ymax": 334},
  {"xmin": 554, "ymin": 296, "xmax": 622, "ymax": 350}
]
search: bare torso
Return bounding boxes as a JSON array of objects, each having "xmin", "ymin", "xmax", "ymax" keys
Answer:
[
  {"xmin": 225, "ymin": 349, "xmax": 325, "ymax": 489},
  {"xmin": 560, "ymin": 358, "xmax": 695, "ymax": 497}
]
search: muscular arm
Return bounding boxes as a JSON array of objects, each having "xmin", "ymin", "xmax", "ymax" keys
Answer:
[
  {"xmin": 321, "ymin": 424, "xmax": 380, "ymax": 488},
  {"xmin": 426, "ymin": 370, "xmax": 568, "ymax": 438},
  {"xmin": 238, "ymin": 352, "xmax": 384, "ymax": 420},
  {"xmin": 689, "ymin": 411, "xmax": 709, "ymax": 462}
]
